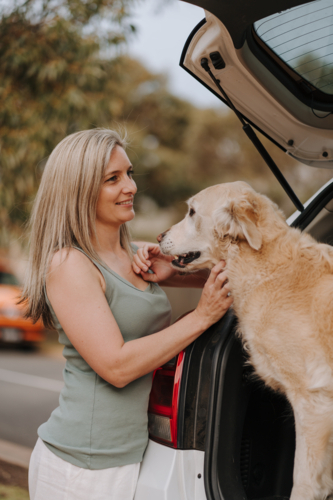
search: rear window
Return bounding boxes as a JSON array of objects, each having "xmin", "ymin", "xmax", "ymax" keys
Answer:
[{"xmin": 254, "ymin": 0, "xmax": 333, "ymax": 95}]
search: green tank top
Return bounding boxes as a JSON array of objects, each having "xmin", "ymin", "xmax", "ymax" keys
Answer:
[{"xmin": 38, "ymin": 246, "xmax": 172, "ymax": 470}]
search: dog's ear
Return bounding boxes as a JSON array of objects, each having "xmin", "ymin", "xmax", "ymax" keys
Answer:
[{"xmin": 213, "ymin": 195, "xmax": 262, "ymax": 250}]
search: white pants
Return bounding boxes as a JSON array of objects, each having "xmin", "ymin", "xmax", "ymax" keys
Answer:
[{"xmin": 29, "ymin": 438, "xmax": 141, "ymax": 500}]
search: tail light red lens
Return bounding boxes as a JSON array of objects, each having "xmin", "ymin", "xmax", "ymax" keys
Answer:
[{"xmin": 148, "ymin": 351, "xmax": 185, "ymax": 448}]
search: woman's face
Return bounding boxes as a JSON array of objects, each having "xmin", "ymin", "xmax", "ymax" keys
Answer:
[{"xmin": 96, "ymin": 145, "xmax": 137, "ymax": 229}]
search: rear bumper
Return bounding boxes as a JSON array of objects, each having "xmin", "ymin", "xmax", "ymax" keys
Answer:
[{"xmin": 134, "ymin": 440, "xmax": 206, "ymax": 500}]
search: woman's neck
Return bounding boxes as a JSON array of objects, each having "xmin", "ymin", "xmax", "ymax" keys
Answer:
[{"xmin": 92, "ymin": 222, "xmax": 123, "ymax": 256}]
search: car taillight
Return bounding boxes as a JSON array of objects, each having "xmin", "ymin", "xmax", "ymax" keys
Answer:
[{"xmin": 148, "ymin": 350, "xmax": 185, "ymax": 448}]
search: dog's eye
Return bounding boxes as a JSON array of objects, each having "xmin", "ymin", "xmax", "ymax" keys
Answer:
[{"xmin": 189, "ymin": 208, "xmax": 195, "ymax": 217}]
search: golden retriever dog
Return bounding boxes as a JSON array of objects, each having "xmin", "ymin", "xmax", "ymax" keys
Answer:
[{"xmin": 158, "ymin": 181, "xmax": 333, "ymax": 500}]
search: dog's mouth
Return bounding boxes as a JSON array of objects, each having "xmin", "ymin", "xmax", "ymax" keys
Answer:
[{"xmin": 171, "ymin": 251, "xmax": 201, "ymax": 268}]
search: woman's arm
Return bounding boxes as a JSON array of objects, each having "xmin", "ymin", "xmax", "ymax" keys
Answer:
[{"xmin": 47, "ymin": 249, "xmax": 232, "ymax": 389}]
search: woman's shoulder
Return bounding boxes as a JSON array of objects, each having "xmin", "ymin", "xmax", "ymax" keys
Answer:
[
  {"xmin": 48, "ymin": 248, "xmax": 104, "ymax": 291},
  {"xmin": 50, "ymin": 247, "xmax": 92, "ymax": 272}
]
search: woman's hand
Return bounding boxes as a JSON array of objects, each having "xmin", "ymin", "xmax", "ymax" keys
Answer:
[
  {"xmin": 193, "ymin": 260, "xmax": 233, "ymax": 330},
  {"xmin": 132, "ymin": 243, "xmax": 177, "ymax": 283}
]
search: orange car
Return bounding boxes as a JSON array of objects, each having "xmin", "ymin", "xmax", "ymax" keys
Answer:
[{"xmin": 0, "ymin": 269, "xmax": 45, "ymax": 346}]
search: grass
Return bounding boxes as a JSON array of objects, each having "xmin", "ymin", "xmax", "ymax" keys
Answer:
[{"xmin": 0, "ymin": 485, "xmax": 29, "ymax": 500}]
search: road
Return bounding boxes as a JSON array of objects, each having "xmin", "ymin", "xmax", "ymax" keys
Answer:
[{"xmin": 0, "ymin": 348, "xmax": 65, "ymax": 448}]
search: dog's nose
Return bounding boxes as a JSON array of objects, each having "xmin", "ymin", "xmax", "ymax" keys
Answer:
[{"xmin": 157, "ymin": 229, "xmax": 170, "ymax": 243}]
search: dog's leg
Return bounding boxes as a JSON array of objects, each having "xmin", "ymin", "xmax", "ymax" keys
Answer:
[{"xmin": 290, "ymin": 399, "xmax": 333, "ymax": 500}]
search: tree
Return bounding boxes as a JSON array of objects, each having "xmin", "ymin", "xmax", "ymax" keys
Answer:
[{"xmin": 0, "ymin": 0, "xmax": 135, "ymax": 243}]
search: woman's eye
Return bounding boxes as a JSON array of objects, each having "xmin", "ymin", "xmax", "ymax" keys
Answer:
[
  {"xmin": 128, "ymin": 169, "xmax": 134, "ymax": 178},
  {"xmin": 107, "ymin": 176, "xmax": 117, "ymax": 182},
  {"xmin": 189, "ymin": 208, "xmax": 195, "ymax": 217}
]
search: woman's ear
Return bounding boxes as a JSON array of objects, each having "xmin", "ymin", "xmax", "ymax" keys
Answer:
[{"xmin": 213, "ymin": 195, "xmax": 262, "ymax": 250}]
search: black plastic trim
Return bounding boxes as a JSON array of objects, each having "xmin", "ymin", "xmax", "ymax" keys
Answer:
[
  {"xmin": 291, "ymin": 181, "xmax": 333, "ymax": 230},
  {"xmin": 179, "ymin": 19, "xmax": 286, "ymax": 154},
  {"xmin": 176, "ymin": 342, "xmax": 194, "ymax": 448},
  {"xmin": 203, "ymin": 311, "xmax": 238, "ymax": 500},
  {"xmin": 178, "ymin": 321, "xmax": 224, "ymax": 450}
]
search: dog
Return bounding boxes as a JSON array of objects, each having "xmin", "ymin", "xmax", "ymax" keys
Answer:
[{"xmin": 158, "ymin": 180, "xmax": 333, "ymax": 500}]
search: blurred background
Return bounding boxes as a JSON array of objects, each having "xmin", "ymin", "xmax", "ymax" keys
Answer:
[{"xmin": 0, "ymin": 0, "xmax": 332, "ymax": 497}]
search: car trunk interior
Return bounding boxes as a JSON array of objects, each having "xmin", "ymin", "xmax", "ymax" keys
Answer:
[
  {"xmin": 240, "ymin": 380, "xmax": 295, "ymax": 500},
  {"xmin": 204, "ymin": 188, "xmax": 333, "ymax": 500}
]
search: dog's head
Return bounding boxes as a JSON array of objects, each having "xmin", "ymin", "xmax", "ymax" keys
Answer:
[{"xmin": 158, "ymin": 181, "xmax": 281, "ymax": 271}]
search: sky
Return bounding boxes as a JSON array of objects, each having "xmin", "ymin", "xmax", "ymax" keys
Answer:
[{"xmin": 127, "ymin": 0, "xmax": 224, "ymax": 108}]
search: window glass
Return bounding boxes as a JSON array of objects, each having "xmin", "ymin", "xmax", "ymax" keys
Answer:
[{"xmin": 254, "ymin": 0, "xmax": 333, "ymax": 94}]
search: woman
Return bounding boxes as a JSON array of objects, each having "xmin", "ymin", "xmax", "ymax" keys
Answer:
[{"xmin": 22, "ymin": 128, "xmax": 232, "ymax": 500}]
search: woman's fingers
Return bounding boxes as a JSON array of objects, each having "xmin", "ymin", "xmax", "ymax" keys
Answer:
[
  {"xmin": 146, "ymin": 244, "xmax": 160, "ymax": 256},
  {"xmin": 216, "ymin": 271, "xmax": 232, "ymax": 300},
  {"xmin": 132, "ymin": 244, "xmax": 162, "ymax": 274},
  {"xmin": 133, "ymin": 255, "xmax": 147, "ymax": 273},
  {"xmin": 139, "ymin": 271, "xmax": 159, "ymax": 282},
  {"xmin": 133, "ymin": 248, "xmax": 151, "ymax": 273},
  {"xmin": 214, "ymin": 270, "xmax": 228, "ymax": 289},
  {"xmin": 139, "ymin": 246, "xmax": 150, "ymax": 263},
  {"xmin": 205, "ymin": 261, "xmax": 229, "ymax": 291},
  {"xmin": 132, "ymin": 260, "xmax": 141, "ymax": 274},
  {"xmin": 206, "ymin": 260, "xmax": 226, "ymax": 285},
  {"xmin": 133, "ymin": 243, "xmax": 173, "ymax": 276},
  {"xmin": 194, "ymin": 260, "xmax": 233, "ymax": 328}
]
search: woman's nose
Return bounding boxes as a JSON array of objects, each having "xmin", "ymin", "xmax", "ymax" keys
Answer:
[{"xmin": 122, "ymin": 176, "xmax": 137, "ymax": 194}]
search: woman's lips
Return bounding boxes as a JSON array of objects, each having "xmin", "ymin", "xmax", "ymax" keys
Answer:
[{"xmin": 116, "ymin": 199, "xmax": 133, "ymax": 206}]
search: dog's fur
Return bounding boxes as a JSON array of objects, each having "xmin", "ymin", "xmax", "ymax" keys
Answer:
[{"xmin": 159, "ymin": 181, "xmax": 333, "ymax": 500}]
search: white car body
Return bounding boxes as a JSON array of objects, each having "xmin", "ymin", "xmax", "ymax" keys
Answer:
[{"xmin": 135, "ymin": 440, "xmax": 206, "ymax": 500}]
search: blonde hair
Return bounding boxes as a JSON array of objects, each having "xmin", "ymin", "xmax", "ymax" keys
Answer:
[{"xmin": 21, "ymin": 128, "xmax": 132, "ymax": 329}]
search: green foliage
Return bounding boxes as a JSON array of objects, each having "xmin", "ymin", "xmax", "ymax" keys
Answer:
[{"xmin": 0, "ymin": 0, "xmax": 133, "ymax": 242}]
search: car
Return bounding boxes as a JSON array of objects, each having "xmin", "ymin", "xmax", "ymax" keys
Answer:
[
  {"xmin": 0, "ymin": 265, "xmax": 45, "ymax": 348},
  {"xmin": 134, "ymin": 1, "xmax": 333, "ymax": 499}
]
